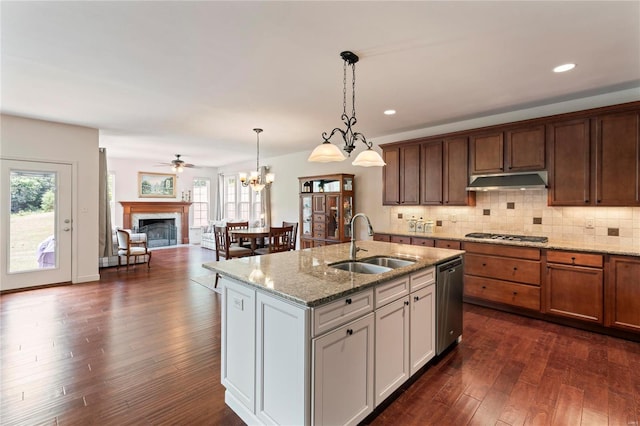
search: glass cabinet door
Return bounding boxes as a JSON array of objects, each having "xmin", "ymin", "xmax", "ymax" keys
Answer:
[
  {"xmin": 325, "ymin": 195, "xmax": 340, "ymax": 240},
  {"xmin": 301, "ymin": 195, "xmax": 312, "ymax": 237},
  {"xmin": 342, "ymin": 195, "xmax": 353, "ymax": 239}
]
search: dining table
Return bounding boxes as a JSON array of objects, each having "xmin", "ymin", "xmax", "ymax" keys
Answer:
[{"xmin": 230, "ymin": 227, "xmax": 270, "ymax": 254}]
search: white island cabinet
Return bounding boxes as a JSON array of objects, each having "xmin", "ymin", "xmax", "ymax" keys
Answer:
[
  {"xmin": 209, "ymin": 240, "xmax": 464, "ymax": 426},
  {"xmin": 220, "ymin": 266, "xmax": 437, "ymax": 426}
]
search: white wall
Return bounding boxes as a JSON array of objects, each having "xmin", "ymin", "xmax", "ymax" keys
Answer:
[
  {"xmin": 1, "ymin": 114, "xmax": 100, "ymax": 283},
  {"xmin": 106, "ymin": 156, "xmax": 218, "ymax": 229}
]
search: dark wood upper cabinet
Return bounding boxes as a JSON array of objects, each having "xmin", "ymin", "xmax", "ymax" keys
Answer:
[
  {"xmin": 444, "ymin": 137, "xmax": 475, "ymax": 206},
  {"xmin": 595, "ymin": 111, "xmax": 640, "ymax": 206},
  {"xmin": 383, "ymin": 144, "xmax": 420, "ymax": 205},
  {"xmin": 548, "ymin": 111, "xmax": 640, "ymax": 206},
  {"xmin": 469, "ymin": 132, "xmax": 503, "ymax": 174},
  {"xmin": 506, "ymin": 125, "xmax": 546, "ymax": 171},
  {"xmin": 470, "ymin": 125, "xmax": 545, "ymax": 175},
  {"xmin": 547, "ymin": 118, "xmax": 591, "ymax": 206},
  {"xmin": 420, "ymin": 141, "xmax": 443, "ymax": 205}
]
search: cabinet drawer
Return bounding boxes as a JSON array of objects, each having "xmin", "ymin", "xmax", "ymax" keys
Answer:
[
  {"xmin": 390, "ymin": 235, "xmax": 411, "ymax": 244},
  {"xmin": 313, "ymin": 222, "xmax": 326, "ymax": 232},
  {"xmin": 546, "ymin": 251, "xmax": 603, "ymax": 268},
  {"xmin": 464, "ymin": 275, "xmax": 540, "ymax": 311},
  {"xmin": 375, "ymin": 276, "xmax": 410, "ymax": 309},
  {"xmin": 464, "ymin": 242, "xmax": 540, "ymax": 260},
  {"xmin": 410, "ymin": 267, "xmax": 435, "ymax": 292},
  {"xmin": 312, "ymin": 289, "xmax": 374, "ymax": 337},
  {"xmin": 313, "ymin": 214, "xmax": 326, "ymax": 223},
  {"xmin": 435, "ymin": 239, "xmax": 461, "ymax": 250},
  {"xmin": 313, "ymin": 231, "xmax": 325, "ymax": 239},
  {"xmin": 373, "ymin": 233, "xmax": 392, "ymax": 242},
  {"xmin": 411, "ymin": 237, "xmax": 435, "ymax": 247},
  {"xmin": 465, "ymin": 253, "xmax": 540, "ymax": 285}
]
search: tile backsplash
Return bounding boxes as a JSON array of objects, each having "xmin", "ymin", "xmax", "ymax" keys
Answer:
[{"xmin": 383, "ymin": 191, "xmax": 640, "ymax": 249}]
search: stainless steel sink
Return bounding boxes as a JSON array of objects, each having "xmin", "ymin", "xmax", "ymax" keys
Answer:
[
  {"xmin": 361, "ymin": 257, "xmax": 416, "ymax": 269},
  {"xmin": 330, "ymin": 261, "xmax": 392, "ymax": 274}
]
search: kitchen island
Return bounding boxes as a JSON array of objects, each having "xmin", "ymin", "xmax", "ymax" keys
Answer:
[{"xmin": 203, "ymin": 240, "xmax": 464, "ymax": 426}]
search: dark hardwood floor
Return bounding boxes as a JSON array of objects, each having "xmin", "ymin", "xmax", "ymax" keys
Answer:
[{"xmin": 1, "ymin": 246, "xmax": 638, "ymax": 425}]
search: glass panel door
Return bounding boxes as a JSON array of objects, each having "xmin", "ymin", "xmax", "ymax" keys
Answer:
[
  {"xmin": 1, "ymin": 160, "xmax": 72, "ymax": 290},
  {"xmin": 326, "ymin": 195, "xmax": 340, "ymax": 240},
  {"xmin": 300, "ymin": 195, "xmax": 312, "ymax": 238}
]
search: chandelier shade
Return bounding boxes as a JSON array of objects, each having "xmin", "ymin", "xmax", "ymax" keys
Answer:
[
  {"xmin": 308, "ymin": 50, "xmax": 386, "ymax": 167},
  {"xmin": 240, "ymin": 128, "xmax": 274, "ymax": 192}
]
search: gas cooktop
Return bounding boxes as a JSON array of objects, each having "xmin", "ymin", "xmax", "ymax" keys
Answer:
[{"xmin": 465, "ymin": 232, "xmax": 548, "ymax": 243}]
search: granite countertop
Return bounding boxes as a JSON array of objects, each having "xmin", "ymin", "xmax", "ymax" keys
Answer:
[
  {"xmin": 202, "ymin": 240, "xmax": 463, "ymax": 307},
  {"xmin": 376, "ymin": 230, "xmax": 640, "ymax": 257}
]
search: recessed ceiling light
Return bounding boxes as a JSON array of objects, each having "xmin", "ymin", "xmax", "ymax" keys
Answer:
[
  {"xmin": 384, "ymin": 109, "xmax": 396, "ymax": 115},
  {"xmin": 553, "ymin": 63, "xmax": 576, "ymax": 73}
]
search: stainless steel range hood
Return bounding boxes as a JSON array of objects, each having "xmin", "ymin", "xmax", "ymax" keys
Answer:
[{"xmin": 466, "ymin": 171, "xmax": 547, "ymax": 191}]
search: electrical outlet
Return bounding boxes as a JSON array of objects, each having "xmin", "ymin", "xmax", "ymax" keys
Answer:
[
  {"xmin": 397, "ymin": 213, "xmax": 403, "ymax": 219},
  {"xmin": 586, "ymin": 218, "xmax": 594, "ymax": 229}
]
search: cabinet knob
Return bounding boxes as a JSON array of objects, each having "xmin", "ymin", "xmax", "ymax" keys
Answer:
[
  {"xmin": 513, "ymin": 267, "xmax": 518, "ymax": 271},
  {"xmin": 482, "ymin": 263, "xmax": 487, "ymax": 267},
  {"xmin": 481, "ymin": 285, "xmax": 487, "ymax": 289},
  {"xmin": 404, "ymin": 301, "xmax": 410, "ymax": 306},
  {"xmin": 512, "ymin": 291, "xmax": 518, "ymax": 295},
  {"xmin": 414, "ymin": 296, "xmax": 419, "ymax": 302},
  {"xmin": 346, "ymin": 329, "xmax": 353, "ymax": 336},
  {"xmin": 584, "ymin": 199, "xmax": 589, "ymax": 203},
  {"xmin": 345, "ymin": 298, "xmax": 352, "ymax": 305},
  {"xmin": 571, "ymin": 257, "xmax": 576, "ymax": 264}
]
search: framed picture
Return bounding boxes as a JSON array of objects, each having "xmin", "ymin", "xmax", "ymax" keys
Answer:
[{"xmin": 138, "ymin": 172, "xmax": 176, "ymax": 198}]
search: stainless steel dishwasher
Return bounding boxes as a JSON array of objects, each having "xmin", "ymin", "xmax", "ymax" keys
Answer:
[{"xmin": 436, "ymin": 256, "xmax": 464, "ymax": 355}]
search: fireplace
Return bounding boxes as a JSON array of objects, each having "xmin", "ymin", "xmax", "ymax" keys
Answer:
[
  {"xmin": 137, "ymin": 218, "xmax": 178, "ymax": 248},
  {"xmin": 120, "ymin": 201, "xmax": 192, "ymax": 244}
]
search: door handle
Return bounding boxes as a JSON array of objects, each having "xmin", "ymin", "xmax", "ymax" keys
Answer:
[{"xmin": 63, "ymin": 227, "xmax": 71, "ymax": 232}]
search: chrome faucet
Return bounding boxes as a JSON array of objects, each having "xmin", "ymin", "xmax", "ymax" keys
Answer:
[{"xmin": 350, "ymin": 213, "xmax": 374, "ymax": 260}]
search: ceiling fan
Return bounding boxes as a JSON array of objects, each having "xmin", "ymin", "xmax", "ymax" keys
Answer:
[{"xmin": 157, "ymin": 154, "xmax": 196, "ymax": 172}]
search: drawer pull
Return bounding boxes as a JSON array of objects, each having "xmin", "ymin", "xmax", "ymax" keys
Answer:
[
  {"xmin": 513, "ymin": 267, "xmax": 518, "ymax": 271},
  {"xmin": 345, "ymin": 298, "xmax": 352, "ymax": 305},
  {"xmin": 346, "ymin": 329, "xmax": 353, "ymax": 336},
  {"xmin": 481, "ymin": 285, "xmax": 487, "ymax": 289},
  {"xmin": 512, "ymin": 291, "xmax": 518, "ymax": 295},
  {"xmin": 482, "ymin": 263, "xmax": 487, "ymax": 267},
  {"xmin": 414, "ymin": 296, "xmax": 419, "ymax": 302},
  {"xmin": 404, "ymin": 301, "xmax": 410, "ymax": 306},
  {"xmin": 571, "ymin": 257, "xmax": 576, "ymax": 264}
]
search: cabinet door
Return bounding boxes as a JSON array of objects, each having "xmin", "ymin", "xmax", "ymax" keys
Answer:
[
  {"xmin": 313, "ymin": 313, "xmax": 375, "ymax": 426},
  {"xmin": 420, "ymin": 141, "xmax": 443, "ymax": 205},
  {"xmin": 375, "ymin": 297, "xmax": 409, "ymax": 406},
  {"xmin": 256, "ymin": 293, "xmax": 309, "ymax": 426},
  {"xmin": 547, "ymin": 119, "xmax": 591, "ymax": 205},
  {"xmin": 506, "ymin": 125, "xmax": 545, "ymax": 171},
  {"xmin": 400, "ymin": 145, "xmax": 421, "ymax": 205},
  {"xmin": 443, "ymin": 137, "xmax": 475, "ymax": 206},
  {"xmin": 595, "ymin": 111, "xmax": 640, "ymax": 205},
  {"xmin": 545, "ymin": 264, "xmax": 603, "ymax": 324},
  {"xmin": 382, "ymin": 147, "xmax": 400, "ymax": 205},
  {"xmin": 326, "ymin": 194, "xmax": 340, "ymax": 240},
  {"xmin": 606, "ymin": 256, "xmax": 640, "ymax": 332},
  {"xmin": 470, "ymin": 132, "xmax": 504, "ymax": 174},
  {"xmin": 410, "ymin": 285, "xmax": 436, "ymax": 375},
  {"xmin": 221, "ymin": 278, "xmax": 256, "ymax": 412},
  {"xmin": 300, "ymin": 195, "xmax": 313, "ymax": 238},
  {"xmin": 313, "ymin": 194, "xmax": 326, "ymax": 213}
]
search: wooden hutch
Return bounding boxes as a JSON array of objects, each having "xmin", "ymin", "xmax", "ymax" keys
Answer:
[{"xmin": 298, "ymin": 174, "xmax": 355, "ymax": 249}]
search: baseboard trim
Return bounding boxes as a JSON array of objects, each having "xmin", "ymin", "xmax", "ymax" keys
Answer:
[{"xmin": 74, "ymin": 274, "xmax": 100, "ymax": 283}]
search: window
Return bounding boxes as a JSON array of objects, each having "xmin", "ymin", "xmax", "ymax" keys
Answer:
[
  {"xmin": 192, "ymin": 177, "xmax": 210, "ymax": 227},
  {"xmin": 223, "ymin": 174, "xmax": 262, "ymax": 226}
]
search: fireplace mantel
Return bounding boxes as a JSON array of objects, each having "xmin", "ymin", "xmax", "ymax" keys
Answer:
[{"xmin": 120, "ymin": 201, "xmax": 192, "ymax": 244}]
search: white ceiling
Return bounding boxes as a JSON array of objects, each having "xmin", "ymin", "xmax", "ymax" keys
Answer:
[{"xmin": 2, "ymin": 1, "xmax": 639, "ymax": 168}]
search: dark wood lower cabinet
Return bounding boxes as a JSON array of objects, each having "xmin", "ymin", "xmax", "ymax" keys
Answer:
[
  {"xmin": 545, "ymin": 263, "xmax": 604, "ymax": 323},
  {"xmin": 606, "ymin": 255, "xmax": 640, "ymax": 332}
]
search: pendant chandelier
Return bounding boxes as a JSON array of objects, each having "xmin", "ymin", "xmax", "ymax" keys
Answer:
[
  {"xmin": 308, "ymin": 50, "xmax": 386, "ymax": 167},
  {"xmin": 240, "ymin": 128, "xmax": 274, "ymax": 192}
]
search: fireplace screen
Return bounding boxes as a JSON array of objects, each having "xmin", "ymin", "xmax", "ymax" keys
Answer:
[{"xmin": 136, "ymin": 219, "xmax": 177, "ymax": 248}]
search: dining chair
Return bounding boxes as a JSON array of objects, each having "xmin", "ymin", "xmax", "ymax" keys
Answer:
[
  {"xmin": 227, "ymin": 221, "xmax": 250, "ymax": 248},
  {"xmin": 282, "ymin": 221, "xmax": 298, "ymax": 250},
  {"xmin": 116, "ymin": 229, "xmax": 151, "ymax": 270},
  {"xmin": 213, "ymin": 225, "xmax": 253, "ymax": 287},
  {"xmin": 255, "ymin": 226, "xmax": 294, "ymax": 255}
]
